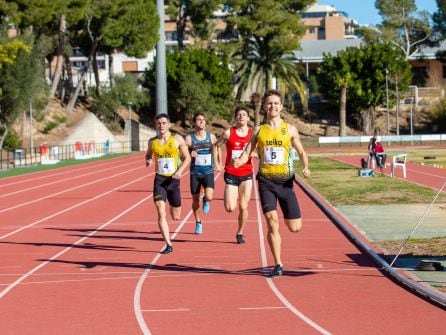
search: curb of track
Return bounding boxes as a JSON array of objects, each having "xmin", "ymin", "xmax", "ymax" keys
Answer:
[{"xmin": 294, "ymin": 176, "xmax": 446, "ymax": 311}]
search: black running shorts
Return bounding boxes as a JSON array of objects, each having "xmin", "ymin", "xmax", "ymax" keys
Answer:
[
  {"xmin": 153, "ymin": 174, "xmax": 181, "ymax": 207},
  {"xmin": 257, "ymin": 174, "xmax": 301, "ymax": 219},
  {"xmin": 224, "ymin": 172, "xmax": 253, "ymax": 186},
  {"xmin": 190, "ymin": 173, "xmax": 214, "ymax": 195}
]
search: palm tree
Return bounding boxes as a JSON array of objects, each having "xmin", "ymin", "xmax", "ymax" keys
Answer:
[{"xmin": 230, "ymin": 37, "xmax": 307, "ymax": 126}]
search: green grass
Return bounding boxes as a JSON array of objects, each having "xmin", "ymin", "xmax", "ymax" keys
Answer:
[{"xmin": 297, "ymin": 156, "xmax": 446, "ymax": 206}]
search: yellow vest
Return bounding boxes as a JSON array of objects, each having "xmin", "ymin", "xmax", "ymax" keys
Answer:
[
  {"xmin": 257, "ymin": 121, "xmax": 293, "ymax": 181},
  {"xmin": 152, "ymin": 135, "xmax": 180, "ymax": 176}
]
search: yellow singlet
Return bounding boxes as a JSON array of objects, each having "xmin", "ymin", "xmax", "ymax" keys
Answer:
[
  {"xmin": 257, "ymin": 121, "xmax": 293, "ymax": 181},
  {"xmin": 152, "ymin": 135, "xmax": 180, "ymax": 176}
]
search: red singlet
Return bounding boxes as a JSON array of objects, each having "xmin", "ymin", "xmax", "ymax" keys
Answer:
[{"xmin": 225, "ymin": 127, "xmax": 253, "ymax": 177}]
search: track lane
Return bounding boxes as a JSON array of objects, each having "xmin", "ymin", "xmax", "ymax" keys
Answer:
[{"xmin": 0, "ymin": 153, "xmax": 445, "ymax": 334}]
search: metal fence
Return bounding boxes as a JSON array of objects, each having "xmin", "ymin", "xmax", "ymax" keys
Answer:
[{"xmin": 0, "ymin": 140, "xmax": 149, "ymax": 171}]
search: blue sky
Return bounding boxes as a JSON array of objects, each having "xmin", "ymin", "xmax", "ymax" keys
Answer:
[{"xmin": 318, "ymin": 0, "xmax": 438, "ymax": 26}]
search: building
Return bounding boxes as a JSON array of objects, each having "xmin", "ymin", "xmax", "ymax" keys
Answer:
[{"xmin": 301, "ymin": 3, "xmax": 359, "ymax": 40}]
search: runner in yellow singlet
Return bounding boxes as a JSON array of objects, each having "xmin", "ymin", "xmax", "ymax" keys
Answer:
[
  {"xmin": 233, "ymin": 90, "xmax": 310, "ymax": 277},
  {"xmin": 145, "ymin": 113, "xmax": 190, "ymax": 254}
]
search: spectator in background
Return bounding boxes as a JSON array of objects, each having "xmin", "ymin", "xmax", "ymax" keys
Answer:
[{"xmin": 371, "ymin": 138, "xmax": 387, "ymax": 171}]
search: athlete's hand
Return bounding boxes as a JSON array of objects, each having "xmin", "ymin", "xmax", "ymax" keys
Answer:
[
  {"xmin": 172, "ymin": 171, "xmax": 182, "ymax": 179},
  {"xmin": 146, "ymin": 158, "xmax": 153, "ymax": 168},
  {"xmin": 190, "ymin": 150, "xmax": 198, "ymax": 158},
  {"xmin": 215, "ymin": 162, "xmax": 222, "ymax": 172},
  {"xmin": 302, "ymin": 168, "xmax": 311, "ymax": 178}
]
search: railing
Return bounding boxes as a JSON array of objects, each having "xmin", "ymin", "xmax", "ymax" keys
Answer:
[
  {"xmin": 0, "ymin": 140, "xmax": 149, "ymax": 171},
  {"xmin": 318, "ymin": 134, "xmax": 446, "ymax": 146}
]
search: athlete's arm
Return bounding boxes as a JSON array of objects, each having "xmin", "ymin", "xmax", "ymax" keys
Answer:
[
  {"xmin": 232, "ymin": 126, "xmax": 259, "ymax": 168},
  {"xmin": 173, "ymin": 135, "xmax": 191, "ymax": 179},
  {"xmin": 145, "ymin": 138, "xmax": 154, "ymax": 168},
  {"xmin": 289, "ymin": 124, "xmax": 310, "ymax": 178},
  {"xmin": 211, "ymin": 133, "xmax": 222, "ymax": 172}
]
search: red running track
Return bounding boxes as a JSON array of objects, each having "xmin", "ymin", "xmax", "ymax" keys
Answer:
[{"xmin": 0, "ymin": 153, "xmax": 444, "ymax": 335}]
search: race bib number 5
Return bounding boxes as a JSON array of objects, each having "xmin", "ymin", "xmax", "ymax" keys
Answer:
[
  {"xmin": 158, "ymin": 158, "xmax": 175, "ymax": 174},
  {"xmin": 264, "ymin": 147, "xmax": 284, "ymax": 164}
]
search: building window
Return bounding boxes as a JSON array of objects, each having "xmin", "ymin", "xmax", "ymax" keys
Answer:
[{"xmin": 309, "ymin": 27, "xmax": 315, "ymax": 34}]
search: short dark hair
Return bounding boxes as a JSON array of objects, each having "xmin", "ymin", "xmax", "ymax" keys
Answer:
[
  {"xmin": 192, "ymin": 112, "xmax": 206, "ymax": 123},
  {"xmin": 262, "ymin": 89, "xmax": 283, "ymax": 104},
  {"xmin": 156, "ymin": 113, "xmax": 170, "ymax": 121},
  {"xmin": 234, "ymin": 106, "xmax": 250, "ymax": 118}
]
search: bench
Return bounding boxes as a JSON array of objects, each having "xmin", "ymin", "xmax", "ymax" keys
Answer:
[{"xmin": 391, "ymin": 153, "xmax": 408, "ymax": 178}]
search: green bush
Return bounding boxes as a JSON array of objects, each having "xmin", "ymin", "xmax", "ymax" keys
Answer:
[{"xmin": 3, "ymin": 130, "xmax": 22, "ymax": 149}]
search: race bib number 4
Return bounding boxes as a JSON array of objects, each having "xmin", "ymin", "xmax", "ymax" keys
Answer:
[
  {"xmin": 264, "ymin": 147, "xmax": 284, "ymax": 164},
  {"xmin": 195, "ymin": 153, "xmax": 212, "ymax": 166},
  {"xmin": 158, "ymin": 158, "xmax": 175, "ymax": 174}
]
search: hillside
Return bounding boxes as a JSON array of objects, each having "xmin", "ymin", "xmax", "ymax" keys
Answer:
[{"xmin": 12, "ymin": 98, "xmax": 436, "ymax": 148}]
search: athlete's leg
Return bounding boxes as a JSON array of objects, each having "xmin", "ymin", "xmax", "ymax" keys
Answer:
[
  {"xmin": 155, "ymin": 200, "xmax": 172, "ymax": 246},
  {"xmin": 224, "ymin": 184, "xmax": 238, "ymax": 212},
  {"xmin": 265, "ymin": 210, "xmax": 282, "ymax": 266},
  {"xmin": 237, "ymin": 179, "xmax": 253, "ymax": 235}
]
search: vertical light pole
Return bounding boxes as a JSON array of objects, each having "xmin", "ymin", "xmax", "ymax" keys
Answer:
[
  {"xmin": 156, "ymin": 0, "xmax": 168, "ymax": 116},
  {"xmin": 29, "ymin": 100, "xmax": 34, "ymax": 155},
  {"xmin": 395, "ymin": 78, "xmax": 399, "ymax": 135},
  {"xmin": 128, "ymin": 103, "xmax": 132, "ymax": 152},
  {"xmin": 385, "ymin": 69, "xmax": 390, "ymax": 135},
  {"xmin": 409, "ymin": 97, "xmax": 414, "ymax": 145}
]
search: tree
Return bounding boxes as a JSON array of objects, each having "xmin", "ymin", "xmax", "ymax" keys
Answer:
[
  {"xmin": 7, "ymin": 0, "xmax": 88, "ymax": 101},
  {"xmin": 360, "ymin": 0, "xmax": 432, "ymax": 59},
  {"xmin": 67, "ymin": 0, "xmax": 159, "ymax": 111},
  {"xmin": 317, "ymin": 43, "xmax": 412, "ymax": 134},
  {"xmin": 226, "ymin": 0, "xmax": 313, "ymax": 124},
  {"xmin": 165, "ymin": 0, "xmax": 220, "ymax": 50},
  {"xmin": 144, "ymin": 47, "xmax": 234, "ymax": 124},
  {"xmin": 0, "ymin": 35, "xmax": 45, "ymax": 149},
  {"xmin": 432, "ymin": 0, "xmax": 446, "ymax": 41},
  {"xmin": 317, "ymin": 51, "xmax": 356, "ymax": 136}
]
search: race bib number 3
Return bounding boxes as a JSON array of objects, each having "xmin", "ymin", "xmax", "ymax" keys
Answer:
[
  {"xmin": 264, "ymin": 147, "xmax": 284, "ymax": 164},
  {"xmin": 195, "ymin": 153, "xmax": 212, "ymax": 166},
  {"xmin": 158, "ymin": 158, "xmax": 175, "ymax": 174}
]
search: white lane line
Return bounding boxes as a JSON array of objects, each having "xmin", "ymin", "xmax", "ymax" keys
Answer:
[
  {"xmin": 0, "ymin": 166, "xmax": 144, "ymax": 214},
  {"xmin": 0, "ymin": 161, "xmax": 138, "ymax": 198},
  {"xmin": 133, "ymin": 171, "xmax": 222, "ymax": 335},
  {"xmin": 0, "ymin": 155, "xmax": 138, "ymax": 188},
  {"xmin": 142, "ymin": 308, "xmax": 191, "ymax": 312},
  {"xmin": 252, "ymin": 177, "xmax": 332, "ymax": 335},
  {"xmin": 0, "ymin": 173, "xmax": 150, "ymax": 240},
  {"xmin": 134, "ymin": 209, "xmax": 194, "ymax": 335},
  {"xmin": 239, "ymin": 306, "xmax": 287, "ymax": 310},
  {"xmin": 0, "ymin": 188, "xmax": 153, "ymax": 299}
]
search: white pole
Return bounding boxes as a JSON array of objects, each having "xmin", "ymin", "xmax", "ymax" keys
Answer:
[
  {"xmin": 385, "ymin": 69, "xmax": 389, "ymax": 135},
  {"xmin": 29, "ymin": 100, "xmax": 33, "ymax": 156},
  {"xmin": 128, "ymin": 103, "xmax": 132, "ymax": 152},
  {"xmin": 156, "ymin": 0, "xmax": 168, "ymax": 116},
  {"xmin": 410, "ymin": 98, "xmax": 413, "ymax": 145}
]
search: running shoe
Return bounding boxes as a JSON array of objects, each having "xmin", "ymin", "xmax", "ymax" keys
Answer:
[
  {"xmin": 236, "ymin": 234, "xmax": 246, "ymax": 244},
  {"xmin": 270, "ymin": 264, "xmax": 283, "ymax": 278},
  {"xmin": 160, "ymin": 245, "xmax": 173, "ymax": 254},
  {"xmin": 195, "ymin": 221, "xmax": 203, "ymax": 234},
  {"xmin": 202, "ymin": 199, "xmax": 210, "ymax": 214}
]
